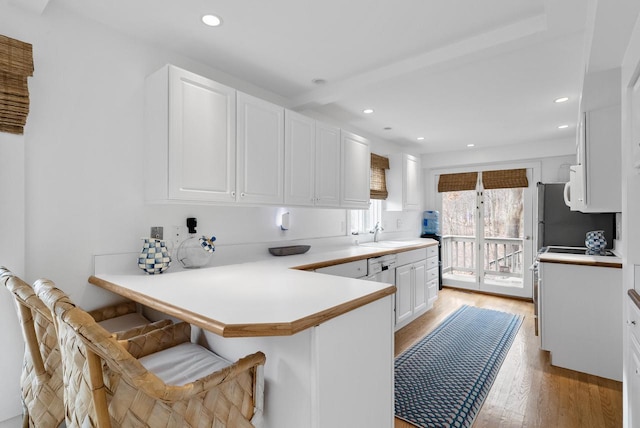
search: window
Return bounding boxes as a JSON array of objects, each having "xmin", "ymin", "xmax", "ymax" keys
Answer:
[
  {"xmin": 0, "ymin": 35, "xmax": 34, "ymax": 134},
  {"xmin": 349, "ymin": 200, "xmax": 382, "ymax": 235}
]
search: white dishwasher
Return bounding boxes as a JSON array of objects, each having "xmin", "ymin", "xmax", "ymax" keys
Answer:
[{"xmin": 366, "ymin": 254, "xmax": 397, "ymax": 284}]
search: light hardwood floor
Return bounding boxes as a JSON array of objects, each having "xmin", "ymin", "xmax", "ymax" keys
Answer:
[{"xmin": 394, "ymin": 288, "xmax": 622, "ymax": 428}]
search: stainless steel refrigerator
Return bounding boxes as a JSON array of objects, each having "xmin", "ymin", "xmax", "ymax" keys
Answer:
[{"xmin": 537, "ymin": 182, "xmax": 615, "ymax": 250}]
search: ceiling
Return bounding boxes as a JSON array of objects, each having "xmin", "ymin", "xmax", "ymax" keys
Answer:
[{"xmin": 47, "ymin": 0, "xmax": 627, "ymax": 153}]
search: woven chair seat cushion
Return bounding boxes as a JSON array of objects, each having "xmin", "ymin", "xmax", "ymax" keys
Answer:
[
  {"xmin": 138, "ymin": 342, "xmax": 232, "ymax": 386},
  {"xmin": 97, "ymin": 312, "xmax": 150, "ymax": 333}
]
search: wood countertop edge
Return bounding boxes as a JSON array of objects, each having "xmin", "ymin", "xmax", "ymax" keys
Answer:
[
  {"xmin": 538, "ymin": 258, "xmax": 622, "ymax": 269},
  {"xmin": 89, "ymin": 275, "xmax": 226, "ymax": 336},
  {"xmin": 222, "ymin": 285, "xmax": 396, "ymax": 337},
  {"xmin": 89, "ymin": 275, "xmax": 396, "ymax": 338},
  {"xmin": 629, "ymin": 289, "xmax": 640, "ymax": 311},
  {"xmin": 292, "ymin": 242, "xmax": 437, "ymax": 271}
]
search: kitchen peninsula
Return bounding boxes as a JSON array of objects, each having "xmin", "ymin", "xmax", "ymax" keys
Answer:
[{"xmin": 89, "ymin": 239, "xmax": 437, "ymax": 428}]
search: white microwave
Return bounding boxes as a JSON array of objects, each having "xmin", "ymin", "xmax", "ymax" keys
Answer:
[{"xmin": 563, "ymin": 165, "xmax": 586, "ymax": 211}]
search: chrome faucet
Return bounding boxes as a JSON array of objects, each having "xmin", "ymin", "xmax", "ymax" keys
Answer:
[{"xmin": 372, "ymin": 222, "xmax": 383, "ymax": 242}]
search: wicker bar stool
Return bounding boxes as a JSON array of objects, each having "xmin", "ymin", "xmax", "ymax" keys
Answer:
[
  {"xmin": 0, "ymin": 267, "xmax": 171, "ymax": 428},
  {"xmin": 35, "ymin": 278, "xmax": 266, "ymax": 428}
]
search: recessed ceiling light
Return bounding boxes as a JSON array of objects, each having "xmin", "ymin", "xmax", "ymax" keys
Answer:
[
  {"xmin": 363, "ymin": 108, "xmax": 374, "ymax": 114},
  {"xmin": 554, "ymin": 97, "xmax": 569, "ymax": 103},
  {"xmin": 467, "ymin": 144, "xmax": 475, "ymax": 147},
  {"xmin": 558, "ymin": 124, "xmax": 569, "ymax": 129},
  {"xmin": 202, "ymin": 14, "xmax": 222, "ymax": 27},
  {"xmin": 417, "ymin": 137, "xmax": 425, "ymax": 141}
]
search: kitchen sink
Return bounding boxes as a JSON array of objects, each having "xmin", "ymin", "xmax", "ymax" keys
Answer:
[{"xmin": 360, "ymin": 240, "xmax": 417, "ymax": 248}]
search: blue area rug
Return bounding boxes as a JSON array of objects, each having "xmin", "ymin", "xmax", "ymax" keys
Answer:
[{"xmin": 395, "ymin": 305, "xmax": 523, "ymax": 428}]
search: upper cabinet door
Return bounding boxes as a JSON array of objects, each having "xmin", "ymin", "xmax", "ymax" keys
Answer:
[
  {"xmin": 146, "ymin": 65, "xmax": 236, "ymax": 203},
  {"xmin": 340, "ymin": 131, "xmax": 370, "ymax": 209},
  {"xmin": 404, "ymin": 154, "xmax": 421, "ymax": 210},
  {"xmin": 284, "ymin": 110, "xmax": 315, "ymax": 205},
  {"xmin": 315, "ymin": 122, "xmax": 341, "ymax": 207},
  {"xmin": 236, "ymin": 92, "xmax": 285, "ymax": 204}
]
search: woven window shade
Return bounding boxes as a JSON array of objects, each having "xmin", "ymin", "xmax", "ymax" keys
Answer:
[
  {"xmin": 437, "ymin": 172, "xmax": 478, "ymax": 192},
  {"xmin": 0, "ymin": 35, "xmax": 34, "ymax": 135},
  {"xmin": 482, "ymin": 168, "xmax": 528, "ymax": 189},
  {"xmin": 370, "ymin": 153, "xmax": 390, "ymax": 200}
]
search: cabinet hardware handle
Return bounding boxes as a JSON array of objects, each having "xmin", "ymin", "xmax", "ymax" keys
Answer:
[
  {"xmin": 241, "ymin": 192, "xmax": 245, "ymax": 197},
  {"xmin": 231, "ymin": 191, "xmax": 236, "ymax": 197},
  {"xmin": 629, "ymin": 320, "xmax": 637, "ymax": 326}
]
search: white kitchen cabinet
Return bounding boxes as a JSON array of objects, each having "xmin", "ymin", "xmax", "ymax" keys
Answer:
[
  {"xmin": 340, "ymin": 131, "xmax": 370, "ymax": 209},
  {"xmin": 627, "ymin": 294, "xmax": 640, "ymax": 428},
  {"xmin": 567, "ymin": 105, "xmax": 621, "ymax": 212},
  {"xmin": 314, "ymin": 259, "xmax": 367, "ymax": 278},
  {"xmin": 145, "ymin": 64, "xmax": 237, "ymax": 203},
  {"xmin": 386, "ymin": 153, "xmax": 421, "ymax": 211},
  {"xmin": 632, "ymin": 76, "xmax": 640, "ymax": 168},
  {"xmin": 284, "ymin": 113, "xmax": 341, "ymax": 207},
  {"xmin": 539, "ymin": 261, "xmax": 622, "ymax": 380},
  {"xmin": 426, "ymin": 245, "xmax": 439, "ymax": 305},
  {"xmin": 284, "ymin": 110, "xmax": 315, "ymax": 205},
  {"xmin": 315, "ymin": 122, "xmax": 342, "ymax": 207},
  {"xmin": 236, "ymin": 92, "xmax": 285, "ymax": 204},
  {"xmin": 395, "ymin": 248, "xmax": 430, "ymax": 330}
]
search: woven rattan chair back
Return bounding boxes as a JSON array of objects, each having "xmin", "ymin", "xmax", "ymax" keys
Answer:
[
  {"xmin": 1, "ymin": 267, "xmax": 65, "ymax": 428},
  {"xmin": 35, "ymin": 279, "xmax": 266, "ymax": 428}
]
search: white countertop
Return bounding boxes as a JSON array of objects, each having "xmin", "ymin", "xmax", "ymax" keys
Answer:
[
  {"xmin": 538, "ymin": 247, "xmax": 622, "ymax": 268},
  {"xmin": 89, "ymin": 238, "xmax": 438, "ymax": 337}
]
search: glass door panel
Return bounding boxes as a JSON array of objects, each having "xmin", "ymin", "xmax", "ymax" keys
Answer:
[
  {"xmin": 480, "ymin": 188, "xmax": 525, "ymax": 294},
  {"xmin": 441, "ymin": 190, "xmax": 478, "ymax": 290},
  {"xmin": 439, "ymin": 172, "xmax": 533, "ymax": 298}
]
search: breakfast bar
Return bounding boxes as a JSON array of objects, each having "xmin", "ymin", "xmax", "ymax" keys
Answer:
[{"xmin": 87, "ymin": 242, "xmax": 439, "ymax": 428}]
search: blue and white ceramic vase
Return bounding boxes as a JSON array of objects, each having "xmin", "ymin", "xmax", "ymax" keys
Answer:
[
  {"xmin": 585, "ymin": 230, "xmax": 607, "ymax": 255},
  {"xmin": 138, "ymin": 238, "xmax": 171, "ymax": 274}
]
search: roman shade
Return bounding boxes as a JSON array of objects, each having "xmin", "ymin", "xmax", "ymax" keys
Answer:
[
  {"xmin": 481, "ymin": 168, "xmax": 528, "ymax": 189},
  {"xmin": 370, "ymin": 153, "xmax": 390, "ymax": 200},
  {"xmin": 438, "ymin": 169, "xmax": 528, "ymax": 192},
  {"xmin": 0, "ymin": 35, "xmax": 34, "ymax": 135},
  {"xmin": 437, "ymin": 172, "xmax": 478, "ymax": 192}
]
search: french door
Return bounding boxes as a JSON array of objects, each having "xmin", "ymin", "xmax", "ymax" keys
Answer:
[{"xmin": 438, "ymin": 171, "xmax": 533, "ymax": 298}]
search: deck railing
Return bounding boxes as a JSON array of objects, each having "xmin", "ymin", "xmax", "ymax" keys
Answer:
[{"xmin": 442, "ymin": 235, "xmax": 524, "ymax": 279}]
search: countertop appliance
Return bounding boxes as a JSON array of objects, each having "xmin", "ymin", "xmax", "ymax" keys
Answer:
[{"xmin": 537, "ymin": 182, "xmax": 615, "ymax": 250}]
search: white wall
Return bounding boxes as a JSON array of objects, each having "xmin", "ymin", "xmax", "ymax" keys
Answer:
[
  {"xmin": 0, "ymin": 2, "xmax": 345, "ymax": 421},
  {"xmin": 0, "ymin": 131, "xmax": 26, "ymax": 421}
]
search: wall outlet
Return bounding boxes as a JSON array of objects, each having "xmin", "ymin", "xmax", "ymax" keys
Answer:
[
  {"xmin": 150, "ymin": 226, "xmax": 163, "ymax": 240},
  {"xmin": 396, "ymin": 219, "xmax": 403, "ymax": 229},
  {"xmin": 171, "ymin": 225, "xmax": 182, "ymax": 249}
]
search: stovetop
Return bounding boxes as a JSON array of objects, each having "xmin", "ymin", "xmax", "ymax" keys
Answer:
[{"xmin": 543, "ymin": 246, "xmax": 617, "ymax": 257}]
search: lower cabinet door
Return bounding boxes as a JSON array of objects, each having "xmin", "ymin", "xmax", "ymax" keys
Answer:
[
  {"xmin": 395, "ymin": 265, "xmax": 413, "ymax": 325},
  {"xmin": 413, "ymin": 260, "xmax": 427, "ymax": 313}
]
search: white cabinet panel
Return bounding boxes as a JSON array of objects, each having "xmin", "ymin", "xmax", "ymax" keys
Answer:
[
  {"xmin": 315, "ymin": 122, "xmax": 341, "ymax": 207},
  {"xmin": 539, "ymin": 262, "xmax": 622, "ymax": 380},
  {"xmin": 315, "ymin": 260, "xmax": 367, "ymax": 279},
  {"xmin": 284, "ymin": 115, "xmax": 342, "ymax": 207},
  {"xmin": 145, "ymin": 65, "xmax": 236, "ymax": 203},
  {"xmin": 568, "ymin": 106, "xmax": 621, "ymax": 212},
  {"xmin": 632, "ymin": 76, "xmax": 640, "ymax": 169},
  {"xmin": 395, "ymin": 256, "xmax": 434, "ymax": 331},
  {"xmin": 340, "ymin": 131, "xmax": 370, "ymax": 209},
  {"xmin": 395, "ymin": 265, "xmax": 413, "ymax": 325},
  {"xmin": 387, "ymin": 153, "xmax": 421, "ymax": 211},
  {"xmin": 284, "ymin": 110, "xmax": 315, "ymax": 205},
  {"xmin": 237, "ymin": 92, "xmax": 284, "ymax": 204},
  {"xmin": 413, "ymin": 260, "xmax": 427, "ymax": 313}
]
